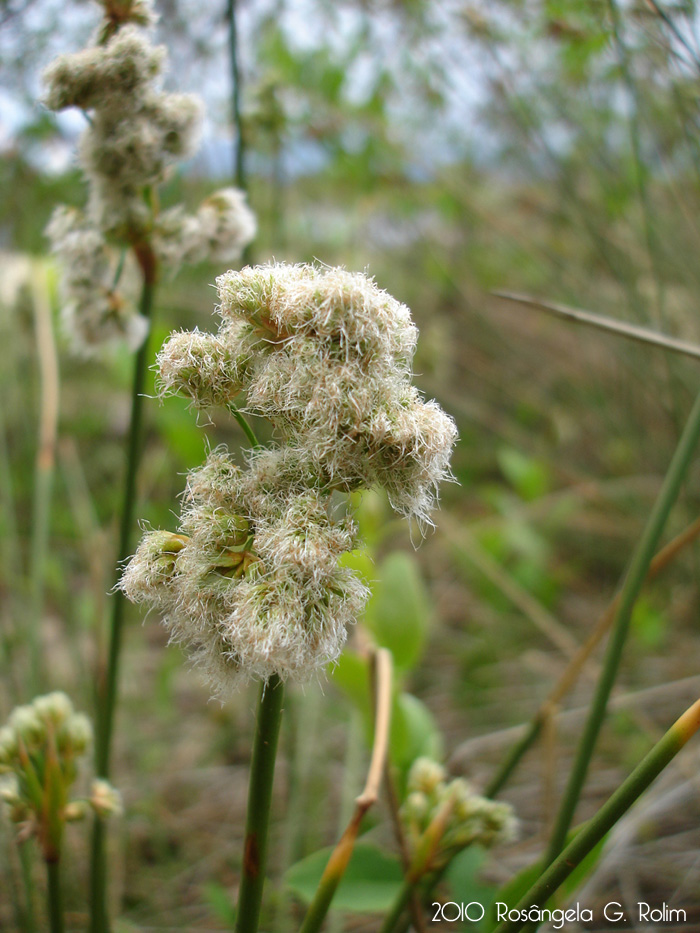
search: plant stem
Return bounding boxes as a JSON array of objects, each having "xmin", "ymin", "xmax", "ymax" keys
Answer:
[
  {"xmin": 493, "ymin": 291, "xmax": 700, "ymax": 362},
  {"xmin": 90, "ymin": 262, "xmax": 157, "ymax": 933},
  {"xmin": 95, "ymin": 271, "xmax": 157, "ymax": 776},
  {"xmin": 46, "ymin": 860, "xmax": 64, "ymax": 933},
  {"xmin": 227, "ymin": 404, "xmax": 260, "ymax": 449},
  {"xmin": 486, "ymin": 717, "xmax": 544, "ymax": 800},
  {"xmin": 378, "ymin": 880, "xmax": 413, "ymax": 933},
  {"xmin": 486, "ymin": 514, "xmax": 700, "ymax": 799},
  {"xmin": 494, "ymin": 696, "xmax": 700, "ymax": 933},
  {"xmin": 226, "ymin": 0, "xmax": 255, "ymax": 267},
  {"xmin": 299, "ymin": 649, "xmax": 392, "ymax": 933},
  {"xmin": 379, "ymin": 794, "xmax": 457, "ymax": 933},
  {"xmin": 227, "ymin": 0, "xmax": 245, "ymax": 192},
  {"xmin": 234, "ymin": 673, "xmax": 285, "ymax": 933},
  {"xmin": 29, "ymin": 264, "xmax": 59, "ymax": 694},
  {"xmin": 384, "ymin": 763, "xmax": 427, "ymax": 933},
  {"xmin": 545, "ymin": 386, "xmax": 700, "ymax": 864},
  {"xmin": 18, "ymin": 839, "xmax": 36, "ymax": 933}
]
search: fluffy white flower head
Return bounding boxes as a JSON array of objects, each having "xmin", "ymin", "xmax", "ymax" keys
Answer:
[
  {"xmin": 41, "ymin": 4, "xmax": 255, "ymax": 356},
  {"xmin": 124, "ymin": 263, "xmax": 456, "ymax": 695}
]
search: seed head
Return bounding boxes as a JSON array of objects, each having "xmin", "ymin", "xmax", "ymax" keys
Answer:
[
  {"xmin": 124, "ymin": 263, "xmax": 455, "ymax": 692},
  {"xmin": 42, "ymin": 8, "xmax": 255, "ymax": 354},
  {"xmin": 401, "ymin": 758, "xmax": 518, "ymax": 863},
  {"xmin": 43, "ymin": 27, "xmax": 163, "ymax": 113},
  {"xmin": 46, "ymin": 206, "xmax": 147, "ymax": 355},
  {"xmin": 90, "ymin": 779, "xmax": 123, "ymax": 818},
  {"xmin": 0, "ymin": 695, "xmax": 116, "ymax": 853},
  {"xmin": 407, "ymin": 756, "xmax": 446, "ymax": 796}
]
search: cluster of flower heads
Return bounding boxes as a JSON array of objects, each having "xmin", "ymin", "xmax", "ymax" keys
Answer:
[
  {"xmin": 401, "ymin": 758, "xmax": 517, "ymax": 867},
  {"xmin": 0, "ymin": 693, "xmax": 121, "ymax": 858},
  {"xmin": 42, "ymin": 0, "xmax": 255, "ymax": 355},
  {"xmin": 122, "ymin": 263, "xmax": 457, "ymax": 694}
]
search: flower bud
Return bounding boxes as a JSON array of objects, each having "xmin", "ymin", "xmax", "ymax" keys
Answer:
[
  {"xmin": 64, "ymin": 800, "xmax": 89, "ymax": 822},
  {"xmin": 0, "ymin": 726, "xmax": 18, "ymax": 769},
  {"xmin": 33, "ymin": 691, "xmax": 73, "ymax": 727},
  {"xmin": 90, "ymin": 779, "xmax": 123, "ymax": 818},
  {"xmin": 65, "ymin": 713, "xmax": 93, "ymax": 755},
  {"xmin": 9, "ymin": 706, "xmax": 46, "ymax": 748},
  {"xmin": 402, "ymin": 791, "xmax": 430, "ymax": 824},
  {"xmin": 407, "ymin": 757, "xmax": 446, "ymax": 796}
]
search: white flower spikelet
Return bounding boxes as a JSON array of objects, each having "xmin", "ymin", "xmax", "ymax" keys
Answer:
[
  {"xmin": 123, "ymin": 263, "xmax": 456, "ymax": 694},
  {"xmin": 151, "ymin": 189, "xmax": 257, "ymax": 273},
  {"xmin": 121, "ymin": 451, "xmax": 369, "ymax": 694},
  {"xmin": 46, "ymin": 206, "xmax": 147, "ymax": 355},
  {"xmin": 402, "ymin": 757, "xmax": 518, "ymax": 863},
  {"xmin": 164, "ymin": 262, "xmax": 457, "ymax": 523},
  {"xmin": 41, "ymin": 3, "xmax": 255, "ymax": 356}
]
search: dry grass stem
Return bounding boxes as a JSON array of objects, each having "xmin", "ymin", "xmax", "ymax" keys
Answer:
[{"xmin": 494, "ymin": 291, "xmax": 700, "ymax": 362}]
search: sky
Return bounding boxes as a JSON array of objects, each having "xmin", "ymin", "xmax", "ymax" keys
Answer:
[{"xmin": 0, "ymin": 0, "xmax": 493, "ymax": 179}]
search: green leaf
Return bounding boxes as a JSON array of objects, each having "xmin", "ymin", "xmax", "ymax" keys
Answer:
[
  {"xmin": 330, "ymin": 650, "xmax": 371, "ymax": 723},
  {"xmin": 364, "ymin": 552, "xmax": 431, "ymax": 670},
  {"xmin": 631, "ymin": 596, "xmax": 667, "ymax": 649},
  {"xmin": 353, "ymin": 489, "xmax": 390, "ymax": 547},
  {"xmin": 285, "ymin": 843, "xmax": 403, "ymax": 912},
  {"xmin": 390, "ymin": 692, "xmax": 443, "ymax": 773},
  {"xmin": 446, "ymin": 847, "xmax": 497, "ymax": 930},
  {"xmin": 203, "ymin": 882, "xmax": 236, "ymax": 927},
  {"xmin": 155, "ymin": 395, "xmax": 209, "ymax": 468},
  {"xmin": 497, "ymin": 447, "xmax": 550, "ymax": 501},
  {"xmin": 338, "ymin": 547, "xmax": 376, "ymax": 587}
]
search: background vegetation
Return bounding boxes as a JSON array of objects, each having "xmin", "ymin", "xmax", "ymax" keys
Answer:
[{"xmin": 3, "ymin": 0, "xmax": 700, "ymax": 927}]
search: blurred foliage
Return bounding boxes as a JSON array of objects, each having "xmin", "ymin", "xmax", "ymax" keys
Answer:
[{"xmin": 3, "ymin": 0, "xmax": 700, "ymax": 926}]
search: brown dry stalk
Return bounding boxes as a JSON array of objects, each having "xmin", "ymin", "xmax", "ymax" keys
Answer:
[
  {"xmin": 493, "ymin": 291, "xmax": 700, "ymax": 362},
  {"xmin": 384, "ymin": 763, "xmax": 428, "ymax": 933},
  {"xmin": 31, "ymin": 265, "xmax": 60, "ymax": 474},
  {"xmin": 545, "ymin": 514, "xmax": 700, "ymax": 714},
  {"xmin": 480, "ymin": 516, "xmax": 700, "ymax": 800},
  {"xmin": 298, "ymin": 647, "xmax": 393, "ymax": 933},
  {"xmin": 531, "ymin": 516, "xmax": 700, "ymax": 810}
]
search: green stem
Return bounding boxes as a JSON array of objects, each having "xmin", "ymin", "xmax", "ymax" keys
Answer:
[
  {"xmin": 234, "ymin": 674, "xmax": 285, "ymax": 933},
  {"xmin": 226, "ymin": 0, "xmax": 254, "ymax": 267},
  {"xmin": 378, "ymin": 880, "xmax": 413, "ymax": 933},
  {"xmin": 29, "ymin": 266, "xmax": 59, "ymax": 695},
  {"xmin": 19, "ymin": 840, "xmax": 36, "ymax": 933},
  {"xmin": 487, "ymin": 515, "xmax": 700, "ymax": 800},
  {"xmin": 485, "ymin": 717, "xmax": 543, "ymax": 800},
  {"xmin": 96, "ymin": 273, "xmax": 157, "ymax": 773},
  {"xmin": 494, "ymin": 698, "xmax": 700, "ymax": 933},
  {"xmin": 90, "ymin": 266, "xmax": 157, "ymax": 933},
  {"xmin": 228, "ymin": 404, "xmax": 261, "ymax": 450},
  {"xmin": 46, "ymin": 860, "xmax": 64, "ymax": 933},
  {"xmin": 227, "ymin": 0, "xmax": 245, "ymax": 192},
  {"xmin": 545, "ymin": 385, "xmax": 700, "ymax": 864},
  {"xmin": 29, "ymin": 464, "xmax": 52, "ymax": 693},
  {"xmin": 273, "ymin": 690, "xmax": 323, "ymax": 933}
]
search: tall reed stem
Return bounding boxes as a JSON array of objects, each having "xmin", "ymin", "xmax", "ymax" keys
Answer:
[
  {"xmin": 299, "ymin": 649, "xmax": 392, "ymax": 933},
  {"xmin": 46, "ymin": 860, "xmax": 64, "ymax": 933},
  {"xmin": 29, "ymin": 265, "xmax": 59, "ymax": 694},
  {"xmin": 234, "ymin": 673, "xmax": 285, "ymax": 933},
  {"xmin": 227, "ymin": 0, "xmax": 245, "ymax": 192},
  {"xmin": 545, "ymin": 386, "xmax": 700, "ymax": 864},
  {"xmin": 487, "ymin": 514, "xmax": 700, "ymax": 799},
  {"xmin": 18, "ymin": 839, "xmax": 36, "ymax": 933},
  {"xmin": 90, "ymin": 254, "xmax": 157, "ymax": 933},
  {"xmin": 494, "ymin": 697, "xmax": 700, "ymax": 933}
]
